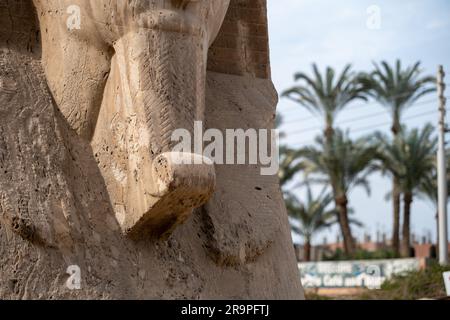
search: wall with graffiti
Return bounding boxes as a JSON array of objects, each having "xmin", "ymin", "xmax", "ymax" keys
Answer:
[{"xmin": 299, "ymin": 258, "xmax": 422, "ymax": 289}]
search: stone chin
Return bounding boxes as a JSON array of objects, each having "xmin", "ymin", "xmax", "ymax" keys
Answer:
[
  {"xmin": 33, "ymin": 0, "xmax": 230, "ymax": 239},
  {"xmin": 76, "ymin": 1, "xmax": 229, "ymax": 46}
]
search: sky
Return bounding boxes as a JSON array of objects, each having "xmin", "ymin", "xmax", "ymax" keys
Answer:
[{"xmin": 267, "ymin": 0, "xmax": 450, "ymax": 245}]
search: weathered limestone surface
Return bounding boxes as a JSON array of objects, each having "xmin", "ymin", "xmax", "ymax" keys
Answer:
[
  {"xmin": 0, "ymin": 0, "xmax": 304, "ymax": 299},
  {"xmin": 34, "ymin": 0, "xmax": 229, "ymax": 238}
]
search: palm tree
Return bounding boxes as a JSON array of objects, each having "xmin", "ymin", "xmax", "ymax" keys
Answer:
[
  {"xmin": 417, "ymin": 149, "xmax": 450, "ymax": 246},
  {"xmin": 299, "ymin": 130, "xmax": 378, "ymax": 256},
  {"xmin": 275, "ymin": 112, "xmax": 286, "ymax": 139},
  {"xmin": 358, "ymin": 60, "xmax": 436, "ymax": 255},
  {"xmin": 282, "ymin": 64, "xmax": 368, "ymax": 145},
  {"xmin": 277, "ymin": 112, "xmax": 304, "ymax": 189},
  {"xmin": 376, "ymin": 124, "xmax": 437, "ymax": 257},
  {"xmin": 285, "ymin": 186, "xmax": 338, "ymax": 261},
  {"xmin": 279, "ymin": 146, "xmax": 305, "ymax": 188},
  {"xmin": 418, "ymin": 174, "xmax": 440, "ymax": 247}
]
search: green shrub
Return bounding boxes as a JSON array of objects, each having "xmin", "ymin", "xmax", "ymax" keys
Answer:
[{"xmin": 359, "ymin": 262, "xmax": 450, "ymax": 300}]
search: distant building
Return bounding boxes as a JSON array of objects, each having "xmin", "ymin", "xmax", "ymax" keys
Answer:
[{"xmin": 293, "ymin": 234, "xmax": 450, "ymax": 262}]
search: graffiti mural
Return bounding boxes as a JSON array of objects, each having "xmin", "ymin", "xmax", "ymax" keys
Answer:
[{"xmin": 298, "ymin": 258, "xmax": 422, "ymax": 289}]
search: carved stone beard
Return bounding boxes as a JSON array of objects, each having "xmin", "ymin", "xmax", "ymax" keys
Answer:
[
  {"xmin": 94, "ymin": 29, "xmax": 213, "ymax": 238},
  {"xmin": 33, "ymin": 0, "xmax": 230, "ymax": 238},
  {"xmin": 115, "ymin": 30, "xmax": 206, "ymax": 155}
]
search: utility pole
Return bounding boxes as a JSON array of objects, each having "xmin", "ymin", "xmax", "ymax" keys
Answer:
[{"xmin": 437, "ymin": 65, "xmax": 449, "ymax": 265}]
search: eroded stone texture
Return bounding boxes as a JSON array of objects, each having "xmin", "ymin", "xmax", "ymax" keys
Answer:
[
  {"xmin": 208, "ymin": 0, "xmax": 270, "ymax": 78},
  {"xmin": 0, "ymin": 0, "xmax": 304, "ymax": 299}
]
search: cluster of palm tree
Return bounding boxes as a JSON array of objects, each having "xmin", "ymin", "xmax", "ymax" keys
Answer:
[{"xmin": 280, "ymin": 60, "xmax": 438, "ymax": 259}]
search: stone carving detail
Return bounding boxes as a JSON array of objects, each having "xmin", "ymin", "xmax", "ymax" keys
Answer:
[{"xmin": 33, "ymin": 0, "xmax": 230, "ymax": 237}]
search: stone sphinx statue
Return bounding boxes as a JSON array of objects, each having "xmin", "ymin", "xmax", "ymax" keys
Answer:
[
  {"xmin": 33, "ymin": 0, "xmax": 230, "ymax": 238},
  {"xmin": 0, "ymin": 0, "xmax": 303, "ymax": 299}
]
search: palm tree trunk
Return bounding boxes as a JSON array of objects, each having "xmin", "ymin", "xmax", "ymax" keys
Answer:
[
  {"xmin": 391, "ymin": 114, "xmax": 401, "ymax": 256},
  {"xmin": 401, "ymin": 192, "xmax": 413, "ymax": 257},
  {"xmin": 324, "ymin": 126, "xmax": 334, "ymax": 146},
  {"xmin": 391, "ymin": 115, "xmax": 401, "ymax": 256},
  {"xmin": 392, "ymin": 177, "xmax": 401, "ymax": 256},
  {"xmin": 304, "ymin": 240, "xmax": 311, "ymax": 262},
  {"xmin": 391, "ymin": 112, "xmax": 401, "ymax": 136},
  {"xmin": 335, "ymin": 194, "xmax": 356, "ymax": 256}
]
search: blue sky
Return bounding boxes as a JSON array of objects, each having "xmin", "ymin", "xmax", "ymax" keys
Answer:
[{"xmin": 267, "ymin": 0, "xmax": 450, "ymax": 244}]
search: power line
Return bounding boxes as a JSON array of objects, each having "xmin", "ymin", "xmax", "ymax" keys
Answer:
[
  {"xmin": 282, "ymin": 98, "xmax": 438, "ymax": 136},
  {"xmin": 278, "ymin": 88, "xmax": 439, "ymax": 122},
  {"xmin": 350, "ymin": 110, "xmax": 438, "ymax": 134},
  {"xmin": 286, "ymin": 109, "xmax": 439, "ymax": 147}
]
